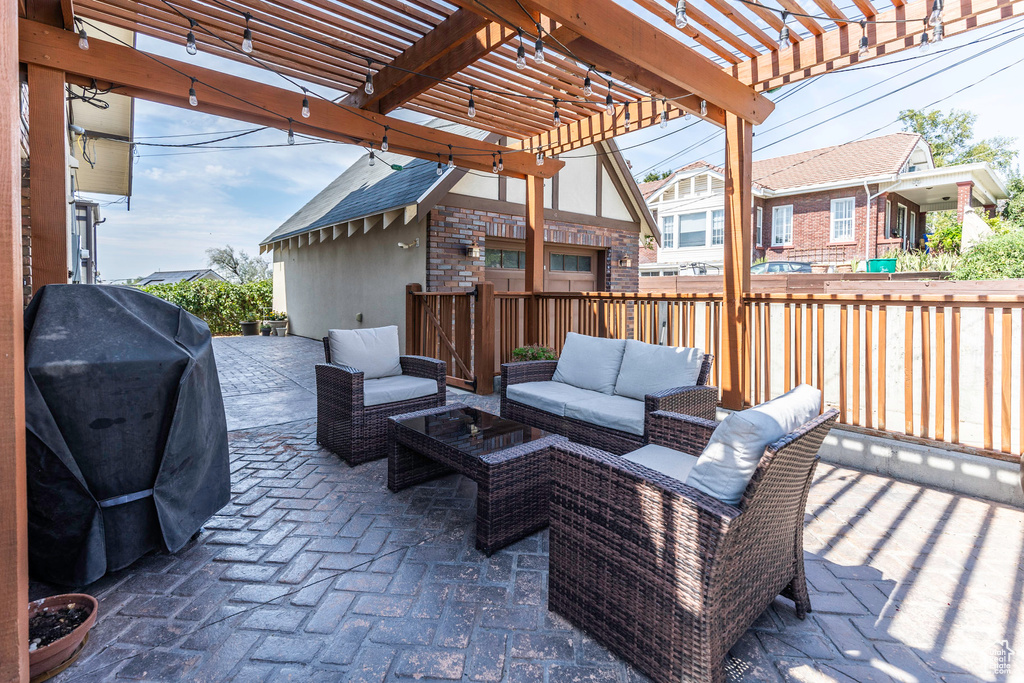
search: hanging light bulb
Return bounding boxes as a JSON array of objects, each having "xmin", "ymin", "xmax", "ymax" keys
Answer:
[
  {"xmin": 188, "ymin": 78, "xmax": 198, "ymax": 107},
  {"xmin": 684, "ymin": 110, "xmax": 691, "ymax": 120},
  {"xmin": 186, "ymin": 20, "xmax": 198, "ymax": 56},
  {"xmin": 364, "ymin": 60, "xmax": 374, "ymax": 95},
  {"xmin": 287, "ymin": 120, "xmax": 295, "ymax": 145},
  {"xmin": 467, "ymin": 86, "xmax": 476, "ymax": 118},
  {"xmin": 368, "ymin": 147, "xmax": 376, "ymax": 167},
  {"xmin": 301, "ymin": 92, "xmax": 310, "ymax": 119},
  {"xmin": 553, "ymin": 98, "xmax": 561, "ymax": 127},
  {"xmin": 919, "ymin": 20, "xmax": 931, "ymax": 52},
  {"xmin": 492, "ymin": 154, "xmax": 498, "ymax": 174},
  {"xmin": 381, "ymin": 127, "xmax": 389, "ymax": 152},
  {"xmin": 660, "ymin": 99, "xmax": 669, "ymax": 129},
  {"xmin": 778, "ymin": 11, "xmax": 790, "ymax": 46},
  {"xmin": 932, "ymin": 21, "xmax": 944, "ymax": 43},
  {"xmin": 583, "ymin": 69, "xmax": 593, "ymax": 97},
  {"xmin": 447, "ymin": 145, "xmax": 455, "ymax": 170},
  {"xmin": 929, "ymin": 0, "xmax": 944, "ymax": 26},
  {"xmin": 436, "ymin": 155, "xmax": 444, "ymax": 176},
  {"xmin": 624, "ymin": 105, "xmax": 631, "ymax": 132},
  {"xmin": 534, "ymin": 24, "xmax": 545, "ymax": 64},
  {"xmin": 498, "ymin": 152, "xmax": 504, "ymax": 172},
  {"xmin": 241, "ymin": 13, "xmax": 253, "ymax": 53},
  {"xmin": 77, "ymin": 25, "xmax": 89, "ymax": 50},
  {"xmin": 858, "ymin": 20, "xmax": 870, "ymax": 57},
  {"xmin": 516, "ymin": 30, "xmax": 527, "ymax": 69},
  {"xmin": 700, "ymin": 99, "xmax": 707, "ymax": 117},
  {"xmin": 605, "ymin": 82, "xmax": 614, "ymax": 115},
  {"xmin": 536, "ymin": 151, "xmax": 545, "ymax": 166},
  {"xmin": 675, "ymin": 0, "xmax": 688, "ymax": 29}
]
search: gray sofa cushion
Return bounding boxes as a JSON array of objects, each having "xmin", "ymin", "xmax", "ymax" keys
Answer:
[
  {"xmin": 506, "ymin": 381, "xmax": 601, "ymax": 417},
  {"xmin": 363, "ymin": 375, "xmax": 438, "ymax": 407},
  {"xmin": 686, "ymin": 384, "xmax": 822, "ymax": 505},
  {"xmin": 328, "ymin": 326, "xmax": 402, "ymax": 380},
  {"xmin": 552, "ymin": 332, "xmax": 626, "ymax": 394},
  {"xmin": 623, "ymin": 444, "xmax": 699, "ymax": 482},
  {"xmin": 564, "ymin": 393, "xmax": 645, "ymax": 436},
  {"xmin": 614, "ymin": 340, "xmax": 705, "ymax": 401}
]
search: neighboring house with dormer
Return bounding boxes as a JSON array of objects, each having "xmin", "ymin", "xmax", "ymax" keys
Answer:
[{"xmin": 640, "ymin": 133, "xmax": 1009, "ymax": 274}]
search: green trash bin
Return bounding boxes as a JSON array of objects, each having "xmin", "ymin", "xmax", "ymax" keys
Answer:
[{"xmin": 867, "ymin": 258, "xmax": 897, "ymax": 273}]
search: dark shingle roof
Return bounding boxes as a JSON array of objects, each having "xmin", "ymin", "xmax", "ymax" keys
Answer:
[
  {"xmin": 137, "ymin": 269, "xmax": 224, "ymax": 286},
  {"xmin": 261, "ymin": 123, "xmax": 488, "ymax": 245}
]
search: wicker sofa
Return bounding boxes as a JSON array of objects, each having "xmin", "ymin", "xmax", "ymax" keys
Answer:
[
  {"xmin": 316, "ymin": 326, "xmax": 446, "ymax": 466},
  {"xmin": 501, "ymin": 333, "xmax": 716, "ymax": 454},
  {"xmin": 548, "ymin": 387, "xmax": 838, "ymax": 683}
]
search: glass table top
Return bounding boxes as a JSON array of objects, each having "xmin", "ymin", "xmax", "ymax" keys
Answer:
[{"xmin": 397, "ymin": 407, "xmax": 550, "ymax": 458}]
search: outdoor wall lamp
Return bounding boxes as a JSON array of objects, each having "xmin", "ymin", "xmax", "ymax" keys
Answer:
[
  {"xmin": 618, "ymin": 255, "xmax": 633, "ymax": 268},
  {"xmin": 465, "ymin": 241, "xmax": 482, "ymax": 259},
  {"xmin": 397, "ymin": 238, "xmax": 420, "ymax": 249}
]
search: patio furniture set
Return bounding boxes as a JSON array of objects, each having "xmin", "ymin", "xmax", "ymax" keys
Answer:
[{"xmin": 315, "ymin": 325, "xmax": 837, "ymax": 683}]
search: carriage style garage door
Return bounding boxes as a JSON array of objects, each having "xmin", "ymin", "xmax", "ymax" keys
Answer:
[{"xmin": 484, "ymin": 241, "xmax": 602, "ymax": 292}]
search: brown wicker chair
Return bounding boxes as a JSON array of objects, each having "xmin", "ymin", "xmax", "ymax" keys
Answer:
[
  {"xmin": 500, "ymin": 354, "xmax": 717, "ymax": 455},
  {"xmin": 548, "ymin": 407, "xmax": 839, "ymax": 683},
  {"xmin": 316, "ymin": 338, "xmax": 446, "ymax": 466}
]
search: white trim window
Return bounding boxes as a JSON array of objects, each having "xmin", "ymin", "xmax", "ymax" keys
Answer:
[
  {"xmin": 661, "ymin": 214, "xmax": 675, "ymax": 249},
  {"xmin": 830, "ymin": 197, "xmax": 856, "ymax": 242},
  {"xmin": 711, "ymin": 210, "xmax": 725, "ymax": 246},
  {"xmin": 772, "ymin": 205, "xmax": 793, "ymax": 246},
  {"xmin": 885, "ymin": 199, "xmax": 892, "ymax": 236},
  {"xmin": 756, "ymin": 206, "xmax": 763, "ymax": 247},
  {"xmin": 895, "ymin": 203, "xmax": 908, "ymax": 238}
]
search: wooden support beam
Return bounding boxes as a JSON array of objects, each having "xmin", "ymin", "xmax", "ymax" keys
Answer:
[
  {"xmin": 18, "ymin": 19, "xmax": 563, "ymax": 179},
  {"xmin": 25, "ymin": 0, "xmax": 71, "ymax": 28},
  {"xmin": 27, "ymin": 63, "xmax": 68, "ymax": 288},
  {"xmin": 524, "ymin": 175, "xmax": 545, "ymax": 294},
  {"xmin": 1, "ymin": 5, "xmax": 29, "ymax": 683},
  {"xmin": 737, "ymin": 0, "xmax": 1024, "ymax": 90},
  {"xmin": 721, "ymin": 112, "xmax": 753, "ymax": 410},
  {"xmin": 473, "ymin": 281, "xmax": 495, "ymax": 394},
  {"xmin": 452, "ymin": 0, "xmax": 773, "ymax": 125}
]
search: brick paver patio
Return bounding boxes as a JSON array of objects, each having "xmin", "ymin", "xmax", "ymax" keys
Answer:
[{"xmin": 34, "ymin": 336, "xmax": 1024, "ymax": 682}]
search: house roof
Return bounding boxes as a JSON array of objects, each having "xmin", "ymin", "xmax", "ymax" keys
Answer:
[{"xmin": 137, "ymin": 269, "xmax": 224, "ymax": 286}]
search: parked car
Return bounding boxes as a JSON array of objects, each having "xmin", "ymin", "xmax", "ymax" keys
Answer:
[{"xmin": 751, "ymin": 260, "xmax": 812, "ymax": 274}]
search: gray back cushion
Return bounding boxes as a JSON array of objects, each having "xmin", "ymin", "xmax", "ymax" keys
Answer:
[
  {"xmin": 552, "ymin": 332, "xmax": 626, "ymax": 394},
  {"xmin": 613, "ymin": 340, "xmax": 704, "ymax": 401},
  {"xmin": 328, "ymin": 325, "xmax": 402, "ymax": 380},
  {"xmin": 686, "ymin": 384, "xmax": 822, "ymax": 505}
]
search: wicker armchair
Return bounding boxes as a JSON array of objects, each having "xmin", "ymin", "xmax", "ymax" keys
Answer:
[
  {"xmin": 548, "ymin": 407, "xmax": 839, "ymax": 683},
  {"xmin": 500, "ymin": 354, "xmax": 717, "ymax": 455},
  {"xmin": 316, "ymin": 338, "xmax": 446, "ymax": 466}
]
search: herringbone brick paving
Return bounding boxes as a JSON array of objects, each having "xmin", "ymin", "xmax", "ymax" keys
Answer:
[{"xmin": 34, "ymin": 336, "xmax": 1024, "ymax": 682}]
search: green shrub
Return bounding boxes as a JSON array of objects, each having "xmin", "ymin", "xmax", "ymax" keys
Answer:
[
  {"xmin": 950, "ymin": 229, "xmax": 1024, "ymax": 280},
  {"xmin": 140, "ymin": 279, "xmax": 273, "ymax": 335},
  {"xmin": 891, "ymin": 249, "xmax": 960, "ymax": 273},
  {"xmin": 512, "ymin": 345, "xmax": 557, "ymax": 362},
  {"xmin": 928, "ymin": 216, "xmax": 962, "ymax": 255}
]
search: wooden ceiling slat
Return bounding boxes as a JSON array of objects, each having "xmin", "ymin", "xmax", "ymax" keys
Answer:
[
  {"xmin": 702, "ymin": 0, "xmax": 780, "ymax": 52},
  {"xmin": 401, "ymin": 102, "xmax": 536, "ymax": 138},
  {"xmin": 288, "ymin": 0, "xmax": 427, "ymax": 45},
  {"xmin": 850, "ymin": 0, "xmax": 879, "ymax": 17},
  {"xmin": 404, "ymin": 95, "xmax": 542, "ymax": 136},
  {"xmin": 363, "ymin": 0, "xmax": 448, "ymax": 28},
  {"xmin": 634, "ymin": 0, "xmax": 758, "ymax": 60},
  {"xmin": 430, "ymin": 82, "xmax": 560, "ymax": 129},
  {"xmin": 775, "ymin": 0, "xmax": 826, "ymax": 35},
  {"xmin": 808, "ymin": 0, "xmax": 851, "ymax": 22}
]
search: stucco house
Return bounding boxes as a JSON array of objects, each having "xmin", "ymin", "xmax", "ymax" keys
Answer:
[
  {"xmin": 640, "ymin": 133, "xmax": 1009, "ymax": 274},
  {"xmin": 260, "ymin": 123, "xmax": 657, "ymax": 344}
]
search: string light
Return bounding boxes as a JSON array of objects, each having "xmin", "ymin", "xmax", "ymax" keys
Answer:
[
  {"xmin": 368, "ymin": 146, "xmax": 376, "ymax": 166},
  {"xmin": 675, "ymin": 0, "xmax": 688, "ymax": 29},
  {"xmin": 583, "ymin": 68, "xmax": 593, "ymax": 97},
  {"xmin": 858, "ymin": 20, "xmax": 870, "ymax": 57},
  {"xmin": 241, "ymin": 12, "xmax": 253, "ymax": 54},
  {"xmin": 364, "ymin": 59, "xmax": 374, "ymax": 95},
  {"xmin": 77, "ymin": 22, "xmax": 89, "ymax": 50},
  {"xmin": 286, "ymin": 119, "xmax": 294, "ymax": 145},
  {"xmin": 919, "ymin": 20, "xmax": 931, "ymax": 52},
  {"xmin": 929, "ymin": 0, "xmax": 944, "ymax": 26},
  {"xmin": 436, "ymin": 154, "xmax": 444, "ymax": 176},
  {"xmin": 624, "ymin": 105, "xmax": 631, "ymax": 132},
  {"xmin": 185, "ymin": 19, "xmax": 197, "ymax": 55},
  {"xmin": 605, "ymin": 82, "xmax": 614, "ymax": 115},
  {"xmin": 498, "ymin": 152, "xmax": 504, "ymax": 172},
  {"xmin": 553, "ymin": 98, "xmax": 560, "ymax": 127},
  {"xmin": 381, "ymin": 127, "xmax": 389, "ymax": 152},
  {"xmin": 660, "ymin": 99, "xmax": 669, "ymax": 128},
  {"xmin": 491, "ymin": 153, "xmax": 498, "ymax": 173},
  {"xmin": 188, "ymin": 77, "xmax": 198, "ymax": 106},
  {"xmin": 516, "ymin": 30, "xmax": 527, "ymax": 69},
  {"xmin": 467, "ymin": 86, "xmax": 476, "ymax": 118},
  {"xmin": 779, "ymin": 11, "xmax": 790, "ymax": 46},
  {"xmin": 536, "ymin": 151, "xmax": 545, "ymax": 166},
  {"xmin": 533, "ymin": 23, "xmax": 545, "ymax": 64},
  {"xmin": 700, "ymin": 99, "xmax": 707, "ymax": 117},
  {"xmin": 300, "ymin": 88, "xmax": 310, "ymax": 118},
  {"xmin": 447, "ymin": 144, "xmax": 455, "ymax": 169},
  {"xmin": 932, "ymin": 21, "xmax": 944, "ymax": 43}
]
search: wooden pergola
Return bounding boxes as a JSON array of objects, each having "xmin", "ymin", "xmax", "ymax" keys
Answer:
[{"xmin": 3, "ymin": 0, "xmax": 1022, "ymax": 676}]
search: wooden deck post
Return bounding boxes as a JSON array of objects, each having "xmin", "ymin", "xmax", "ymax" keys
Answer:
[
  {"xmin": 27, "ymin": 63, "xmax": 68, "ymax": 288},
  {"xmin": 1, "ymin": 6, "xmax": 30, "ymax": 682},
  {"xmin": 721, "ymin": 112, "xmax": 753, "ymax": 410},
  {"xmin": 473, "ymin": 281, "xmax": 495, "ymax": 395},
  {"xmin": 405, "ymin": 283, "xmax": 422, "ymax": 355},
  {"xmin": 524, "ymin": 175, "xmax": 544, "ymax": 345}
]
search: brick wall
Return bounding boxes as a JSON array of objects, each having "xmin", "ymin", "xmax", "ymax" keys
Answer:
[
  {"xmin": 21, "ymin": 160, "xmax": 32, "ymax": 306},
  {"xmin": 428, "ymin": 204, "xmax": 638, "ymax": 292}
]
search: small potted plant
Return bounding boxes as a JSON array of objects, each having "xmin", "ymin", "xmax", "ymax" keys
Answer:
[
  {"xmin": 512, "ymin": 345, "xmax": 558, "ymax": 362},
  {"xmin": 260, "ymin": 324, "xmax": 271, "ymax": 336},
  {"xmin": 264, "ymin": 311, "xmax": 288, "ymax": 336},
  {"xmin": 29, "ymin": 593, "xmax": 98, "ymax": 679},
  {"xmin": 240, "ymin": 320, "xmax": 259, "ymax": 336}
]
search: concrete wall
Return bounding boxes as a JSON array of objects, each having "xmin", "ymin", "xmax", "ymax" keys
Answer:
[{"xmin": 272, "ymin": 216, "xmax": 426, "ymax": 350}]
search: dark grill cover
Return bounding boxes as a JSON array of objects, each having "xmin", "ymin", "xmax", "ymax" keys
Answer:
[{"xmin": 24, "ymin": 285, "xmax": 230, "ymax": 586}]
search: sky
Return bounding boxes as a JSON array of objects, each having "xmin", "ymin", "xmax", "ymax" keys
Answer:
[{"xmin": 83, "ymin": 10, "xmax": 1024, "ymax": 283}]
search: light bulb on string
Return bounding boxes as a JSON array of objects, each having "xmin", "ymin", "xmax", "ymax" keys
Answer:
[
  {"xmin": 929, "ymin": 0, "xmax": 944, "ymax": 26},
  {"xmin": 188, "ymin": 77, "xmax": 198, "ymax": 107},
  {"xmin": 77, "ymin": 24, "xmax": 89, "ymax": 50},
  {"xmin": 300, "ymin": 90, "xmax": 310, "ymax": 119},
  {"xmin": 364, "ymin": 60, "xmax": 374, "ymax": 95},
  {"xmin": 675, "ymin": 0, "xmax": 688, "ymax": 29},
  {"xmin": 858, "ymin": 20, "xmax": 870, "ymax": 57},
  {"xmin": 534, "ymin": 24, "xmax": 545, "ymax": 64},
  {"xmin": 700, "ymin": 100, "xmax": 707, "ymax": 117},
  {"xmin": 447, "ymin": 145, "xmax": 455, "ymax": 170},
  {"xmin": 436, "ymin": 155, "xmax": 444, "ymax": 176},
  {"xmin": 919, "ymin": 20, "xmax": 931, "ymax": 52},
  {"xmin": 381, "ymin": 127, "xmax": 389, "ymax": 152},
  {"xmin": 467, "ymin": 86, "xmax": 476, "ymax": 118},
  {"xmin": 368, "ymin": 146, "xmax": 376, "ymax": 167},
  {"xmin": 583, "ymin": 69, "xmax": 593, "ymax": 97},
  {"xmin": 516, "ymin": 30, "xmax": 527, "ymax": 69},
  {"xmin": 186, "ymin": 20, "xmax": 198, "ymax": 55},
  {"xmin": 660, "ymin": 99, "xmax": 669, "ymax": 128},
  {"xmin": 778, "ymin": 12, "xmax": 790, "ymax": 46},
  {"xmin": 605, "ymin": 82, "xmax": 614, "ymax": 115},
  {"xmin": 536, "ymin": 151, "xmax": 545, "ymax": 167},
  {"xmin": 932, "ymin": 21, "xmax": 944, "ymax": 43},
  {"xmin": 498, "ymin": 152, "xmax": 504, "ymax": 172},
  {"xmin": 241, "ymin": 13, "xmax": 253, "ymax": 53},
  {"xmin": 553, "ymin": 98, "xmax": 560, "ymax": 127},
  {"xmin": 287, "ymin": 120, "xmax": 295, "ymax": 145},
  {"xmin": 492, "ymin": 154, "xmax": 498, "ymax": 174},
  {"xmin": 624, "ymin": 105, "xmax": 631, "ymax": 132}
]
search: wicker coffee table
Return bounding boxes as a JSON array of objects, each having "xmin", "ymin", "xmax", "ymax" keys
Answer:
[{"xmin": 387, "ymin": 403, "xmax": 566, "ymax": 555}]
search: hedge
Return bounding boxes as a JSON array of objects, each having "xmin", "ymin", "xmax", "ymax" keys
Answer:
[
  {"xmin": 950, "ymin": 229, "xmax": 1024, "ymax": 280},
  {"xmin": 140, "ymin": 279, "xmax": 273, "ymax": 336}
]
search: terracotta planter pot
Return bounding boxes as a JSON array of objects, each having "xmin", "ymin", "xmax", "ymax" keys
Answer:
[{"xmin": 29, "ymin": 594, "xmax": 98, "ymax": 679}]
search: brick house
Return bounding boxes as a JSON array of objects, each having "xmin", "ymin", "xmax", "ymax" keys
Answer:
[
  {"xmin": 260, "ymin": 123, "xmax": 657, "ymax": 343},
  {"xmin": 639, "ymin": 133, "xmax": 1009, "ymax": 274}
]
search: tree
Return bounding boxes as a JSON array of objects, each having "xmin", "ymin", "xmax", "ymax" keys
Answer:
[
  {"xmin": 206, "ymin": 245, "xmax": 271, "ymax": 284},
  {"xmin": 641, "ymin": 170, "xmax": 672, "ymax": 183},
  {"xmin": 1001, "ymin": 171, "xmax": 1024, "ymax": 228},
  {"xmin": 898, "ymin": 108, "xmax": 1017, "ymax": 170}
]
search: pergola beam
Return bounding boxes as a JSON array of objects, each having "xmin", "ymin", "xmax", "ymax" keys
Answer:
[{"xmin": 18, "ymin": 18, "xmax": 563, "ymax": 178}]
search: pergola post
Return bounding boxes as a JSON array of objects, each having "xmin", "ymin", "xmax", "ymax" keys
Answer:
[
  {"xmin": 27, "ymin": 63, "xmax": 68, "ymax": 288},
  {"xmin": 1, "ymin": 4, "xmax": 29, "ymax": 681},
  {"xmin": 524, "ymin": 174, "xmax": 544, "ymax": 345},
  {"xmin": 721, "ymin": 112, "xmax": 753, "ymax": 410}
]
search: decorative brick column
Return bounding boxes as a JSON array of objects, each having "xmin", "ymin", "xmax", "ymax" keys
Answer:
[
  {"xmin": 956, "ymin": 181, "xmax": 974, "ymax": 223},
  {"xmin": 983, "ymin": 204, "xmax": 997, "ymax": 219}
]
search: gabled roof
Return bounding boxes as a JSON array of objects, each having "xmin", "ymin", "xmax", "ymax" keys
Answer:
[{"xmin": 137, "ymin": 269, "xmax": 224, "ymax": 286}]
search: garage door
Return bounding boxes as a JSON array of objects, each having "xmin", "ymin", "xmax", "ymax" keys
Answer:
[{"xmin": 484, "ymin": 243, "xmax": 600, "ymax": 292}]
